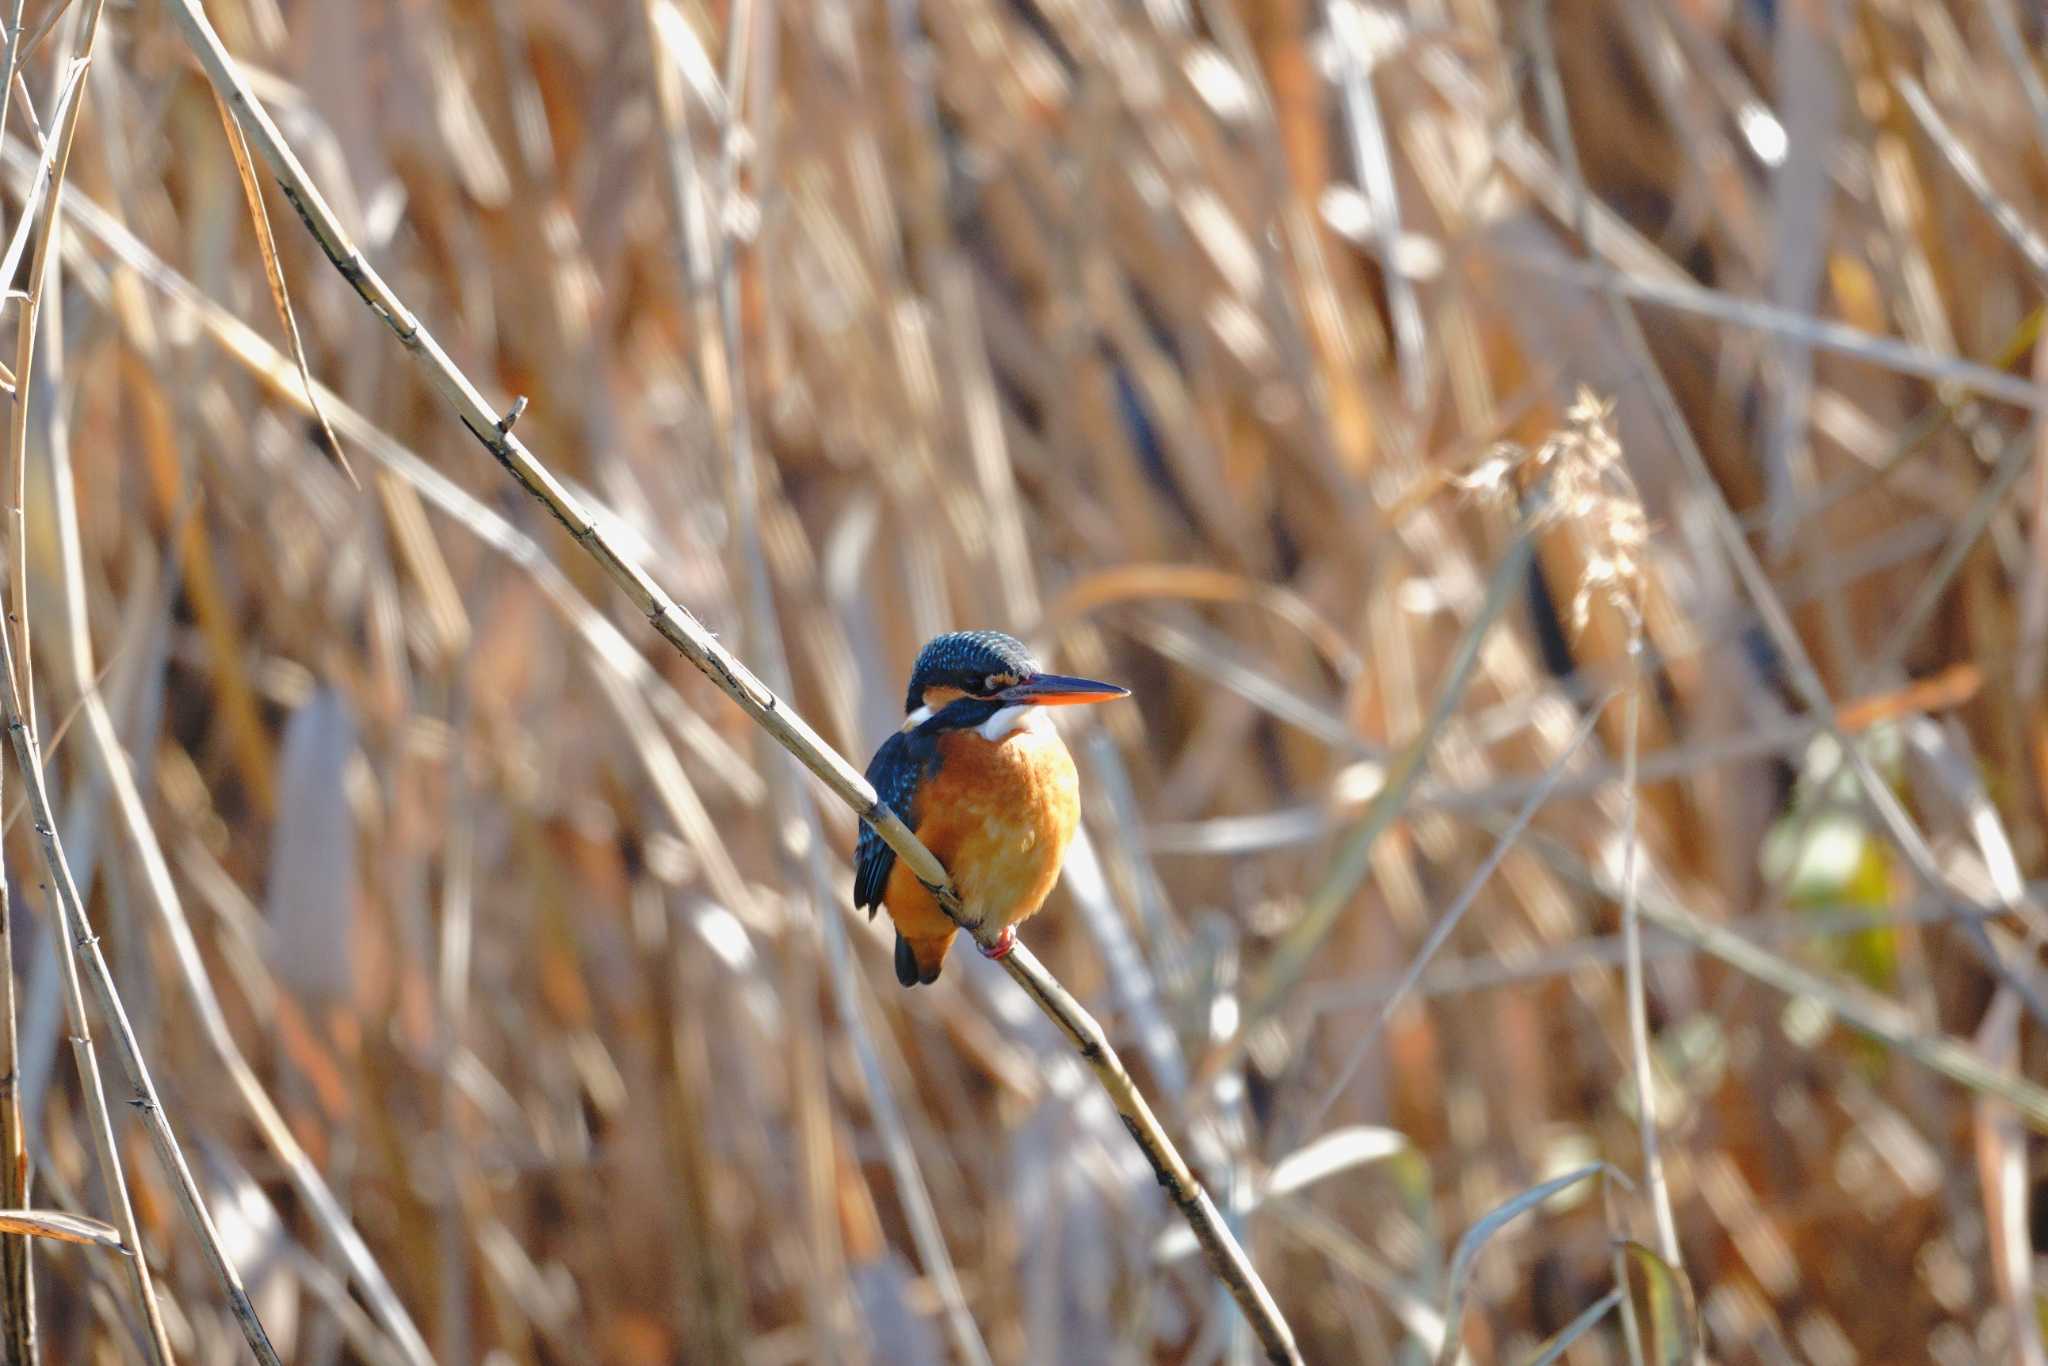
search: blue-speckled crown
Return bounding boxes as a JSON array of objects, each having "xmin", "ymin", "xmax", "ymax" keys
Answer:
[{"xmin": 905, "ymin": 631, "xmax": 1040, "ymax": 712}]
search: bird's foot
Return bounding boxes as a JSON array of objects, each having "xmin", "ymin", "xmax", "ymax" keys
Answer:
[{"xmin": 981, "ymin": 927, "xmax": 1018, "ymax": 962}]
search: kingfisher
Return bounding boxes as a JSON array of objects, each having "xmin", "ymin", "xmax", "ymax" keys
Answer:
[{"xmin": 855, "ymin": 630, "xmax": 1129, "ymax": 987}]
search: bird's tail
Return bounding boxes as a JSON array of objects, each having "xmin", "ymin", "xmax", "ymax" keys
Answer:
[{"xmin": 894, "ymin": 931, "xmax": 952, "ymax": 987}]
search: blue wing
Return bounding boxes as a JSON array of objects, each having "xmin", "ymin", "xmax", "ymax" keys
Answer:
[{"xmin": 855, "ymin": 728, "xmax": 940, "ymax": 914}]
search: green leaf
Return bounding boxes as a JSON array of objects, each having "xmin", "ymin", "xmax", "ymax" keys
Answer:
[{"xmin": 1617, "ymin": 1239, "xmax": 1700, "ymax": 1366}]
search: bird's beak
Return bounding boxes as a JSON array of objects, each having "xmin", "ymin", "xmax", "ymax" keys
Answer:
[{"xmin": 998, "ymin": 673, "xmax": 1130, "ymax": 706}]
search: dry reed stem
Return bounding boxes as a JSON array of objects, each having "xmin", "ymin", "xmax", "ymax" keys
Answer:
[
  {"xmin": 0, "ymin": 3, "xmax": 171, "ymax": 1357},
  {"xmin": 1972, "ymin": 991, "xmax": 2048, "ymax": 1366},
  {"xmin": 165, "ymin": 0, "xmax": 1301, "ymax": 1359},
  {"xmin": 1528, "ymin": 383, "xmax": 1685, "ymax": 1278},
  {"xmin": 1457, "ymin": 381, "xmax": 1689, "ymax": 1289},
  {"xmin": 37, "ymin": 232, "xmax": 301, "ymax": 1366},
  {"xmin": 1614, "ymin": 659, "xmax": 1683, "ymax": 1273},
  {"xmin": 1489, "ymin": 246, "xmax": 2048, "ymax": 409},
  {"xmin": 207, "ymin": 88, "xmax": 354, "ymax": 488},
  {"xmin": 0, "ymin": 651, "xmax": 172, "ymax": 1364},
  {"xmin": 0, "ymin": 3, "xmax": 33, "ymax": 1355},
  {"xmin": 0, "ymin": 741, "xmax": 24, "ymax": 1366}
]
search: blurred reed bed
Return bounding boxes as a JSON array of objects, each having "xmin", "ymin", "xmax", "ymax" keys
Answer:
[{"xmin": 0, "ymin": 0, "xmax": 2040, "ymax": 1361}]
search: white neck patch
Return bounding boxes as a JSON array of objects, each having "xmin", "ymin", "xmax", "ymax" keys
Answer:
[
  {"xmin": 977, "ymin": 703, "xmax": 1047, "ymax": 741},
  {"xmin": 902, "ymin": 702, "xmax": 1049, "ymax": 739}
]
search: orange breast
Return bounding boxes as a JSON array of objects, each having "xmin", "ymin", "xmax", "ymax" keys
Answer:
[{"xmin": 881, "ymin": 723, "xmax": 1080, "ymax": 943}]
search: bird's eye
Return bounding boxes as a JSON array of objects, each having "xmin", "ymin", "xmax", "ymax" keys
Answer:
[{"xmin": 980, "ymin": 675, "xmax": 1000, "ymax": 694}]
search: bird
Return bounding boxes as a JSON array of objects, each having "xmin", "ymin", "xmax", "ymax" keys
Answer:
[{"xmin": 855, "ymin": 630, "xmax": 1129, "ymax": 987}]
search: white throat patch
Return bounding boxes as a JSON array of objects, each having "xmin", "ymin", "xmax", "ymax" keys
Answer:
[
  {"xmin": 902, "ymin": 702, "xmax": 1049, "ymax": 740},
  {"xmin": 977, "ymin": 703, "xmax": 1045, "ymax": 741}
]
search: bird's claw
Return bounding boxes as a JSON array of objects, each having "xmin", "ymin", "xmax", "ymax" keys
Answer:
[{"xmin": 981, "ymin": 927, "xmax": 1017, "ymax": 961}]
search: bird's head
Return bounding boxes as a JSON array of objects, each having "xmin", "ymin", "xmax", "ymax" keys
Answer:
[{"xmin": 903, "ymin": 630, "xmax": 1128, "ymax": 732}]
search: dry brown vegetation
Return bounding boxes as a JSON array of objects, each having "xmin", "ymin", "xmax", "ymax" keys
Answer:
[{"xmin": 0, "ymin": 0, "xmax": 2042, "ymax": 1361}]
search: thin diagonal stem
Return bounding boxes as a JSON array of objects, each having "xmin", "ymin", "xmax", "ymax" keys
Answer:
[
  {"xmin": 0, "ymin": 719, "xmax": 26, "ymax": 1366},
  {"xmin": 1296, "ymin": 697, "xmax": 1608, "ymax": 1142},
  {"xmin": 0, "ymin": 639, "xmax": 169, "ymax": 1363},
  {"xmin": 1246, "ymin": 508, "xmax": 1540, "ymax": 1039},
  {"xmin": 1, "ymin": 1, "xmax": 170, "ymax": 1357},
  {"xmin": 1617, "ymin": 646, "xmax": 1680, "ymax": 1266},
  {"xmin": 0, "ymin": 1, "xmax": 32, "ymax": 1352},
  {"xmin": 1523, "ymin": 0, "xmax": 1683, "ymax": 1269},
  {"xmin": 63, "ymin": 626, "xmax": 426, "ymax": 1366},
  {"xmin": 34, "ymin": 246, "xmax": 288, "ymax": 1366}
]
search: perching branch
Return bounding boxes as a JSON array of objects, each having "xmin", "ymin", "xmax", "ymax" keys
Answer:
[{"xmin": 161, "ymin": 0, "xmax": 1303, "ymax": 1360}]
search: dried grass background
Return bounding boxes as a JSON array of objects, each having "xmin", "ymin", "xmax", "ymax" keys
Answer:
[{"xmin": 0, "ymin": 0, "xmax": 2045, "ymax": 1361}]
